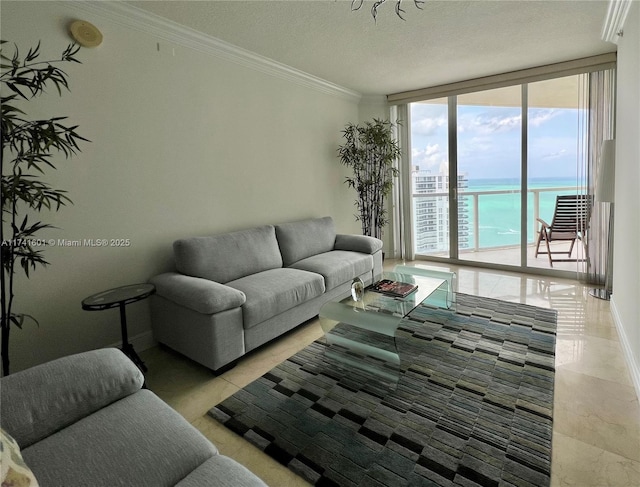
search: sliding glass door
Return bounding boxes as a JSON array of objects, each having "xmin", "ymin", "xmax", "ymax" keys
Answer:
[
  {"xmin": 407, "ymin": 75, "xmax": 585, "ymax": 274},
  {"xmin": 457, "ymin": 86, "xmax": 522, "ymax": 266},
  {"xmin": 526, "ymin": 76, "xmax": 585, "ymax": 271},
  {"xmin": 409, "ymin": 98, "xmax": 451, "ymax": 257}
]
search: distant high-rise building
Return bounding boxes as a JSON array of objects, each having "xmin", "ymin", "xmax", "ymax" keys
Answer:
[{"xmin": 412, "ymin": 169, "xmax": 469, "ymax": 254}]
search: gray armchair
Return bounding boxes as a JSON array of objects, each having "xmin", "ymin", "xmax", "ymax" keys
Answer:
[{"xmin": 0, "ymin": 348, "xmax": 266, "ymax": 486}]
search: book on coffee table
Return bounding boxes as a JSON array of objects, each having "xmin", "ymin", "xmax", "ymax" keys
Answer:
[{"xmin": 371, "ymin": 279, "xmax": 418, "ymax": 298}]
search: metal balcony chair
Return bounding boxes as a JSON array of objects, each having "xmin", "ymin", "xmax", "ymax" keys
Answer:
[{"xmin": 535, "ymin": 194, "xmax": 592, "ymax": 267}]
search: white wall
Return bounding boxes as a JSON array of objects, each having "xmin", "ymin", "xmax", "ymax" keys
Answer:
[
  {"xmin": 611, "ymin": 1, "xmax": 640, "ymax": 396},
  {"xmin": 1, "ymin": 1, "xmax": 363, "ymax": 372}
]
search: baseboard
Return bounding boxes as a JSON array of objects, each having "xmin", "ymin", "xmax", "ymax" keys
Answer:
[
  {"xmin": 610, "ymin": 297, "xmax": 640, "ymax": 402},
  {"xmin": 108, "ymin": 330, "xmax": 157, "ymax": 352}
]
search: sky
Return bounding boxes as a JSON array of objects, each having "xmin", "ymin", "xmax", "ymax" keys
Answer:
[{"xmin": 410, "ymin": 102, "xmax": 582, "ymax": 181}]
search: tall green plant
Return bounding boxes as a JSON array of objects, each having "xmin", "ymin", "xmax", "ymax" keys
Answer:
[
  {"xmin": 1, "ymin": 41, "xmax": 87, "ymax": 375},
  {"xmin": 338, "ymin": 118, "xmax": 401, "ymax": 240}
]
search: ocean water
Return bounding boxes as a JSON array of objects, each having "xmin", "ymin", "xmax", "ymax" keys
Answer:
[{"xmin": 461, "ymin": 177, "xmax": 579, "ymax": 248}]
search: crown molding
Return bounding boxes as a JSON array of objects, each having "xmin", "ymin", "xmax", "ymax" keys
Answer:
[
  {"xmin": 602, "ymin": 0, "xmax": 632, "ymax": 44},
  {"xmin": 66, "ymin": 1, "xmax": 362, "ymax": 102}
]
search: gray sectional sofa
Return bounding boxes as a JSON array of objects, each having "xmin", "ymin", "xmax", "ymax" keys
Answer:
[
  {"xmin": 150, "ymin": 216, "xmax": 383, "ymax": 372},
  {"xmin": 0, "ymin": 348, "xmax": 266, "ymax": 486}
]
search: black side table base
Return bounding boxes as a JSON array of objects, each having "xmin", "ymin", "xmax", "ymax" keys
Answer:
[
  {"xmin": 82, "ymin": 283, "xmax": 155, "ymax": 377},
  {"xmin": 121, "ymin": 342, "xmax": 147, "ymax": 373}
]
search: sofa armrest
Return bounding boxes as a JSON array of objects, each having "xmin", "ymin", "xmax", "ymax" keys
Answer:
[
  {"xmin": 334, "ymin": 234, "xmax": 383, "ymax": 254},
  {"xmin": 150, "ymin": 272, "xmax": 246, "ymax": 315},
  {"xmin": 0, "ymin": 348, "xmax": 143, "ymax": 449}
]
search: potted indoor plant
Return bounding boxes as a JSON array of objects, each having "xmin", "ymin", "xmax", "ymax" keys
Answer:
[
  {"xmin": 338, "ymin": 118, "xmax": 401, "ymax": 239},
  {"xmin": 1, "ymin": 41, "xmax": 87, "ymax": 375}
]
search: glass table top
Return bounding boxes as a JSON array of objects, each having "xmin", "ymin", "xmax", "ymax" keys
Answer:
[{"xmin": 82, "ymin": 283, "xmax": 156, "ymax": 310}]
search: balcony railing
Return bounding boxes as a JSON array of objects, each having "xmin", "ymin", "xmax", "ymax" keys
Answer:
[{"xmin": 412, "ymin": 186, "xmax": 578, "ymax": 252}]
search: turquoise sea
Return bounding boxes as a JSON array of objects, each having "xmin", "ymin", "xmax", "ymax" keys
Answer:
[{"xmin": 462, "ymin": 177, "xmax": 579, "ymax": 248}]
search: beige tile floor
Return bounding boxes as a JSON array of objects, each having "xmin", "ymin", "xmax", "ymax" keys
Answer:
[{"xmin": 141, "ymin": 260, "xmax": 640, "ymax": 486}]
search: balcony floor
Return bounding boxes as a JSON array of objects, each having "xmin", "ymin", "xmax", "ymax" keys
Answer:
[{"xmin": 423, "ymin": 241, "xmax": 587, "ymax": 273}]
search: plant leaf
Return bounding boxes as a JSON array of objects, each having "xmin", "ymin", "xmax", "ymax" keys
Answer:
[{"xmin": 9, "ymin": 313, "xmax": 40, "ymax": 329}]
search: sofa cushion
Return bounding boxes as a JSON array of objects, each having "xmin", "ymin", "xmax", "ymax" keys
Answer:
[
  {"xmin": 275, "ymin": 217, "xmax": 336, "ymax": 267},
  {"xmin": 227, "ymin": 268, "xmax": 325, "ymax": 329},
  {"xmin": 22, "ymin": 390, "xmax": 217, "ymax": 487},
  {"xmin": 174, "ymin": 225, "xmax": 283, "ymax": 284},
  {"xmin": 1, "ymin": 348, "xmax": 143, "ymax": 449},
  {"xmin": 290, "ymin": 250, "xmax": 374, "ymax": 290},
  {"xmin": 176, "ymin": 455, "xmax": 266, "ymax": 486}
]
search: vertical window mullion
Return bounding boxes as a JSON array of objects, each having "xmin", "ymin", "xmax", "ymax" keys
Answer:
[
  {"xmin": 396, "ymin": 104, "xmax": 413, "ymax": 261},
  {"xmin": 448, "ymin": 96, "xmax": 458, "ymax": 259},
  {"xmin": 521, "ymin": 84, "xmax": 528, "ymax": 267}
]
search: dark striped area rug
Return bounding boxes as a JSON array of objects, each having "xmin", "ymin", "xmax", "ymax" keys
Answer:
[{"xmin": 209, "ymin": 293, "xmax": 557, "ymax": 487}]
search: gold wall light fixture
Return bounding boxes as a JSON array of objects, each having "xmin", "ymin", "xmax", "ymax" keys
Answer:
[{"xmin": 69, "ymin": 20, "xmax": 103, "ymax": 48}]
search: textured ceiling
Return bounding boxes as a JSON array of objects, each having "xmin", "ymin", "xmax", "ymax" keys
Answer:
[{"xmin": 128, "ymin": 0, "xmax": 615, "ymax": 96}]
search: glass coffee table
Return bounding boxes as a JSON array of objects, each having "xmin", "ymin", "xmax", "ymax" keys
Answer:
[{"xmin": 319, "ymin": 265, "xmax": 456, "ymax": 389}]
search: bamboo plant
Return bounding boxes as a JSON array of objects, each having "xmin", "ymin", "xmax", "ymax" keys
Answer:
[
  {"xmin": 1, "ymin": 41, "xmax": 86, "ymax": 375},
  {"xmin": 338, "ymin": 118, "xmax": 401, "ymax": 240}
]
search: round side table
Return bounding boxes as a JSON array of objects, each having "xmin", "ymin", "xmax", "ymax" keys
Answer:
[{"xmin": 82, "ymin": 283, "xmax": 155, "ymax": 373}]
